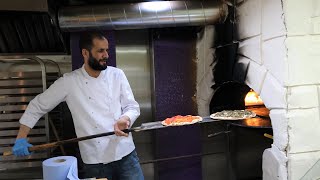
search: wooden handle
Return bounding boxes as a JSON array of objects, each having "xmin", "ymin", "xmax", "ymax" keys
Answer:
[
  {"xmin": 264, "ymin": 133, "xmax": 273, "ymax": 139},
  {"xmin": 2, "ymin": 151, "xmax": 13, "ymax": 156},
  {"xmin": 1, "ymin": 142, "xmax": 59, "ymax": 156},
  {"xmin": 1, "ymin": 129, "xmax": 132, "ymax": 156}
]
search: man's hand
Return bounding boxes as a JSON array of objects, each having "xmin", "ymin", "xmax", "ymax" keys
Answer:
[
  {"xmin": 12, "ymin": 138, "xmax": 33, "ymax": 157},
  {"xmin": 114, "ymin": 116, "xmax": 130, "ymax": 137}
]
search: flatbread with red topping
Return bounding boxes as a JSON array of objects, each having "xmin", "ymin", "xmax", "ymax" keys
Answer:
[{"xmin": 161, "ymin": 115, "xmax": 203, "ymax": 126}]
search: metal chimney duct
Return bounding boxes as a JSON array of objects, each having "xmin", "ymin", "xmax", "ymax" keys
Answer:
[{"xmin": 58, "ymin": 0, "xmax": 228, "ymax": 31}]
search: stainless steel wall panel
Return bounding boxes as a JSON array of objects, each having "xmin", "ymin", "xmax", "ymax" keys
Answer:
[{"xmin": 115, "ymin": 29, "xmax": 154, "ymax": 180}]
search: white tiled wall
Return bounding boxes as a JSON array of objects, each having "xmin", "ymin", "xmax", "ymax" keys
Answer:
[
  {"xmin": 237, "ymin": 0, "xmax": 320, "ymax": 179},
  {"xmin": 260, "ymin": 73, "xmax": 287, "ymax": 109},
  {"xmin": 237, "ymin": 0, "xmax": 262, "ymax": 40},
  {"xmin": 288, "ymin": 151, "xmax": 320, "ymax": 180},
  {"xmin": 269, "ymin": 109, "xmax": 288, "ymax": 151},
  {"xmin": 287, "ymin": 108, "xmax": 320, "ymax": 153},
  {"xmin": 245, "ymin": 60, "xmax": 267, "ymax": 94},
  {"xmin": 238, "ymin": 36, "xmax": 262, "ymax": 64},
  {"xmin": 283, "ymin": 0, "xmax": 320, "ymax": 36},
  {"xmin": 261, "ymin": 0, "xmax": 286, "ymax": 40},
  {"xmin": 287, "ymin": 85, "xmax": 319, "ymax": 109},
  {"xmin": 263, "ymin": 145, "xmax": 288, "ymax": 180},
  {"xmin": 262, "ymin": 36, "xmax": 287, "ymax": 85},
  {"xmin": 286, "ymin": 36, "xmax": 320, "ymax": 86}
]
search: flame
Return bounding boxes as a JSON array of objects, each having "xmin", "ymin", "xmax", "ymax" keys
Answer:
[{"xmin": 245, "ymin": 90, "xmax": 264, "ymax": 106}]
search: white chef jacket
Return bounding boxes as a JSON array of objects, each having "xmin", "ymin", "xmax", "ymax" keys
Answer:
[{"xmin": 20, "ymin": 65, "xmax": 140, "ymax": 164}]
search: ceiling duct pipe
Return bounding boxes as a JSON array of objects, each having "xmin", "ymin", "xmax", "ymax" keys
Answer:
[{"xmin": 58, "ymin": 0, "xmax": 228, "ymax": 31}]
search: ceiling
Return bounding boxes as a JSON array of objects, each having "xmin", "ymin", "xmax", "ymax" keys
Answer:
[
  {"xmin": 0, "ymin": 0, "xmax": 178, "ymax": 54},
  {"xmin": 0, "ymin": 0, "xmax": 220, "ymax": 54},
  {"xmin": 0, "ymin": 11, "xmax": 66, "ymax": 54}
]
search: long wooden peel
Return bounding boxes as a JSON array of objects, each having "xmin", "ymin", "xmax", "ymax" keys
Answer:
[
  {"xmin": 2, "ymin": 117, "xmax": 222, "ymax": 156},
  {"xmin": 1, "ymin": 129, "xmax": 133, "ymax": 156},
  {"xmin": 1, "ymin": 120, "xmax": 168, "ymax": 156}
]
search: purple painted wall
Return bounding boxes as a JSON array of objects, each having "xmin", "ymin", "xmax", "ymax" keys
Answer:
[
  {"xmin": 153, "ymin": 29, "xmax": 202, "ymax": 180},
  {"xmin": 70, "ymin": 31, "xmax": 116, "ymax": 70}
]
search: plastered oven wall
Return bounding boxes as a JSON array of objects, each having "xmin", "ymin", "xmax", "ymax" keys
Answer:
[{"xmin": 236, "ymin": 0, "xmax": 320, "ymax": 179}]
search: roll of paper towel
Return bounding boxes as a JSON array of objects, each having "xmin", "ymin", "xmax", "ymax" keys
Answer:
[{"xmin": 42, "ymin": 156, "xmax": 79, "ymax": 180}]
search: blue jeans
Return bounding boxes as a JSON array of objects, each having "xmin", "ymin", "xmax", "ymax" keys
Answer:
[{"xmin": 82, "ymin": 150, "xmax": 144, "ymax": 180}]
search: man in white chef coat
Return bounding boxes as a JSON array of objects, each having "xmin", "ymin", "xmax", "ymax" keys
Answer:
[{"xmin": 12, "ymin": 31, "xmax": 144, "ymax": 180}]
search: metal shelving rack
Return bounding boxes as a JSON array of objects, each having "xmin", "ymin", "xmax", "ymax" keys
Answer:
[{"xmin": 0, "ymin": 56, "xmax": 64, "ymax": 179}]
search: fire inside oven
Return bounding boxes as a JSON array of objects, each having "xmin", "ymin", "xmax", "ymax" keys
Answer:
[{"xmin": 244, "ymin": 89, "xmax": 271, "ymax": 126}]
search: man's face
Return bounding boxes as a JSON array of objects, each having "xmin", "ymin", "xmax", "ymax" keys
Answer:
[{"xmin": 87, "ymin": 37, "xmax": 109, "ymax": 71}]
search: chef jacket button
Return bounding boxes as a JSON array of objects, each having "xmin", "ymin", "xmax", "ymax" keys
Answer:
[
  {"xmin": 98, "ymin": 141, "xmax": 100, "ymax": 143},
  {"xmin": 89, "ymin": 97, "xmax": 91, "ymax": 99},
  {"xmin": 86, "ymin": 82, "xmax": 88, "ymax": 84}
]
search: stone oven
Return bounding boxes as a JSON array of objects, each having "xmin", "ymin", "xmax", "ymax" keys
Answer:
[{"xmin": 233, "ymin": 0, "xmax": 320, "ymax": 179}]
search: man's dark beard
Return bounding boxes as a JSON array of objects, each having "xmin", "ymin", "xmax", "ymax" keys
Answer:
[{"xmin": 88, "ymin": 53, "xmax": 108, "ymax": 71}]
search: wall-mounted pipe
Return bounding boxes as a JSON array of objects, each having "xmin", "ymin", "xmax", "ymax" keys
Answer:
[{"xmin": 58, "ymin": 0, "xmax": 228, "ymax": 31}]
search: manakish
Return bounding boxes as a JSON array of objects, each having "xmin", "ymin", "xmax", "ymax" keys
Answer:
[{"xmin": 210, "ymin": 110, "xmax": 256, "ymax": 120}]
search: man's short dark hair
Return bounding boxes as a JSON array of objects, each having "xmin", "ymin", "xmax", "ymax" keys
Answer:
[{"xmin": 79, "ymin": 31, "xmax": 106, "ymax": 53}]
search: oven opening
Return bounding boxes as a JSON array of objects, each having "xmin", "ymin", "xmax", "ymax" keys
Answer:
[
  {"xmin": 208, "ymin": 81, "xmax": 273, "ymax": 179},
  {"xmin": 245, "ymin": 89, "xmax": 263, "ymax": 106},
  {"xmin": 245, "ymin": 89, "xmax": 270, "ymax": 119}
]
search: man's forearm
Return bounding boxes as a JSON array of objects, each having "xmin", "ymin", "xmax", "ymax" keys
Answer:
[{"xmin": 16, "ymin": 124, "xmax": 31, "ymax": 139}]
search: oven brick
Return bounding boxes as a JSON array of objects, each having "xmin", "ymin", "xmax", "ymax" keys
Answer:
[
  {"xmin": 287, "ymin": 108, "xmax": 320, "ymax": 153},
  {"xmin": 284, "ymin": 0, "xmax": 320, "ymax": 36},
  {"xmin": 288, "ymin": 85, "xmax": 319, "ymax": 109},
  {"xmin": 238, "ymin": 35, "xmax": 262, "ymax": 64},
  {"xmin": 287, "ymin": 151, "xmax": 320, "ymax": 180},
  {"xmin": 237, "ymin": 0, "xmax": 262, "ymax": 40},
  {"xmin": 261, "ymin": 0, "xmax": 286, "ymax": 40},
  {"xmin": 263, "ymin": 145, "xmax": 288, "ymax": 180},
  {"xmin": 262, "ymin": 36, "xmax": 287, "ymax": 85},
  {"xmin": 245, "ymin": 59, "xmax": 267, "ymax": 94},
  {"xmin": 269, "ymin": 109, "xmax": 288, "ymax": 151},
  {"xmin": 260, "ymin": 72, "xmax": 287, "ymax": 109},
  {"xmin": 286, "ymin": 35, "xmax": 320, "ymax": 86}
]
